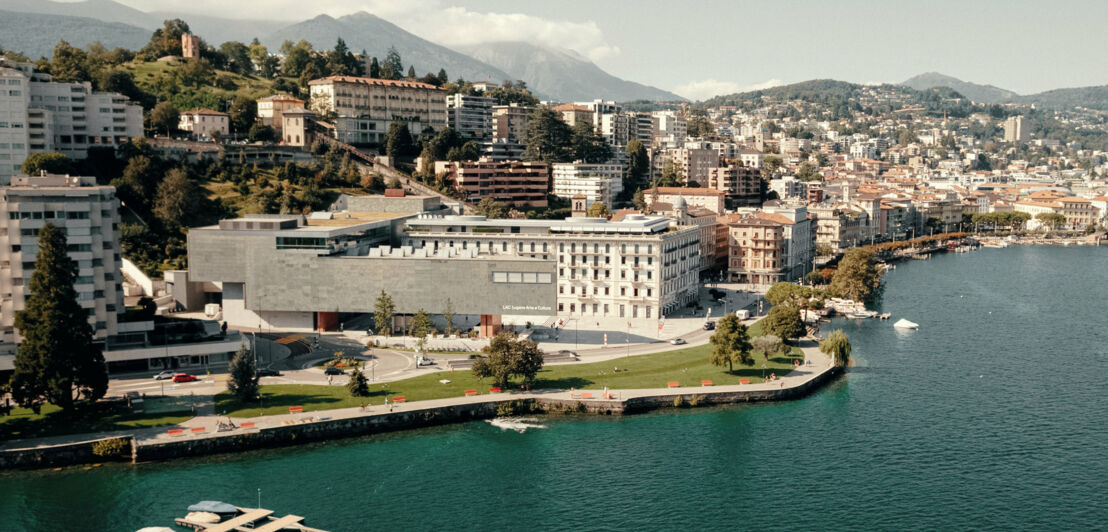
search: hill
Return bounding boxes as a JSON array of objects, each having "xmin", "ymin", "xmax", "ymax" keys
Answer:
[
  {"xmin": 0, "ymin": 0, "xmax": 156, "ymax": 29},
  {"xmin": 262, "ymin": 13, "xmax": 514, "ymax": 86},
  {"xmin": 701, "ymin": 79, "xmax": 864, "ymax": 107},
  {"xmin": 0, "ymin": 9, "xmax": 150, "ymax": 58},
  {"xmin": 459, "ymin": 41, "xmax": 682, "ymax": 102},
  {"xmin": 901, "ymin": 72, "xmax": 1018, "ymax": 104},
  {"xmin": 123, "ymin": 60, "xmax": 277, "ymax": 111},
  {"xmin": 1017, "ymin": 86, "xmax": 1108, "ymax": 110}
]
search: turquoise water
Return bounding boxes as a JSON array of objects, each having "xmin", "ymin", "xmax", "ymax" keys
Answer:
[{"xmin": 2, "ymin": 246, "xmax": 1107, "ymax": 531}]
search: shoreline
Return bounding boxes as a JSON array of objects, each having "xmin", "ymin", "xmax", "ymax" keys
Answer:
[{"xmin": 0, "ymin": 344, "xmax": 840, "ymax": 470}]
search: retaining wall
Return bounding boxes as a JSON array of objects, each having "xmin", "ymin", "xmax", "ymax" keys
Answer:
[{"xmin": 0, "ymin": 436, "xmax": 134, "ymax": 469}]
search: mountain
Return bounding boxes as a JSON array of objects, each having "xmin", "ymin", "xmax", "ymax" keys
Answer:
[
  {"xmin": 459, "ymin": 41, "xmax": 682, "ymax": 102},
  {"xmin": 148, "ymin": 12, "xmax": 287, "ymax": 46},
  {"xmin": 0, "ymin": 0, "xmax": 157, "ymax": 29},
  {"xmin": 0, "ymin": 9, "xmax": 150, "ymax": 58},
  {"xmin": 900, "ymin": 72, "xmax": 1018, "ymax": 104},
  {"xmin": 262, "ymin": 13, "xmax": 514, "ymax": 86}
]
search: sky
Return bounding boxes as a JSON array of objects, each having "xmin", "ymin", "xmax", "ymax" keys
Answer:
[{"xmin": 93, "ymin": 0, "xmax": 1108, "ymax": 100}]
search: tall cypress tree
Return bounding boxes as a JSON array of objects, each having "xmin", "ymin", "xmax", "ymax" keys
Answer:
[{"xmin": 10, "ymin": 223, "xmax": 107, "ymax": 413}]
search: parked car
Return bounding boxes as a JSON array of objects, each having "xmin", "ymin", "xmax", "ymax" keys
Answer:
[
  {"xmin": 256, "ymin": 368, "xmax": 281, "ymax": 377},
  {"xmin": 153, "ymin": 370, "xmax": 175, "ymax": 380},
  {"xmin": 171, "ymin": 373, "xmax": 198, "ymax": 383},
  {"xmin": 670, "ymin": 338, "xmax": 687, "ymax": 345},
  {"xmin": 324, "ymin": 367, "xmax": 344, "ymax": 376},
  {"xmin": 703, "ymin": 321, "xmax": 716, "ymax": 331}
]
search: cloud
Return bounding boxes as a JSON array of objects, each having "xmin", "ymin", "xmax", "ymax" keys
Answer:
[
  {"xmin": 111, "ymin": 0, "xmax": 619, "ymax": 61},
  {"xmin": 672, "ymin": 78, "xmax": 784, "ymax": 101}
]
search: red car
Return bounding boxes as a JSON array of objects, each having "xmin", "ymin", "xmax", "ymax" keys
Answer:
[{"xmin": 172, "ymin": 373, "xmax": 198, "ymax": 383}]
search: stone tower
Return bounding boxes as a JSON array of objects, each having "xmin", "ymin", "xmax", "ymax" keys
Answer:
[{"xmin": 571, "ymin": 194, "xmax": 588, "ymax": 217}]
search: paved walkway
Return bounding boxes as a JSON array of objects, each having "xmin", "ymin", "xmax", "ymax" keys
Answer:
[{"xmin": 0, "ymin": 340, "xmax": 834, "ymax": 452}]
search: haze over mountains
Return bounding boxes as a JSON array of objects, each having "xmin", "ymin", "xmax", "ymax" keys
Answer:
[{"xmin": 0, "ymin": 0, "xmax": 680, "ymax": 102}]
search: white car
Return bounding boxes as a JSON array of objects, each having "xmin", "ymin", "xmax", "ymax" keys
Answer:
[
  {"xmin": 670, "ymin": 338, "xmax": 687, "ymax": 345},
  {"xmin": 153, "ymin": 370, "xmax": 175, "ymax": 380}
]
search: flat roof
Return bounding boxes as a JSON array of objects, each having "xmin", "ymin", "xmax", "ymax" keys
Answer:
[
  {"xmin": 407, "ymin": 214, "xmax": 675, "ymax": 234},
  {"xmin": 196, "ymin": 212, "xmax": 410, "ymax": 238}
]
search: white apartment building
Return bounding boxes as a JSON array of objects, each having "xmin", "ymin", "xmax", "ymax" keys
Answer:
[
  {"xmin": 0, "ymin": 174, "xmax": 122, "ymax": 349},
  {"xmin": 1004, "ymin": 115, "xmax": 1030, "ymax": 144},
  {"xmin": 308, "ymin": 76, "xmax": 447, "ymax": 144},
  {"xmin": 179, "ymin": 108, "xmax": 229, "ymax": 138},
  {"xmin": 0, "ymin": 58, "xmax": 143, "ymax": 185},
  {"xmin": 628, "ymin": 112, "xmax": 653, "ymax": 148},
  {"xmin": 403, "ymin": 214, "xmax": 701, "ymax": 318},
  {"xmin": 651, "ymin": 111, "xmax": 687, "ymax": 141},
  {"xmin": 446, "ymin": 93, "xmax": 493, "ymax": 139},
  {"xmin": 551, "ymin": 162, "xmax": 624, "ymax": 208}
]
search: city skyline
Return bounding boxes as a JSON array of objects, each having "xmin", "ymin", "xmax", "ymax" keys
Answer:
[{"xmin": 90, "ymin": 0, "xmax": 1108, "ymax": 99}]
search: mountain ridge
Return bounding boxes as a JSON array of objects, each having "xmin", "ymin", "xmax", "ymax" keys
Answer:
[{"xmin": 900, "ymin": 72, "xmax": 1018, "ymax": 103}]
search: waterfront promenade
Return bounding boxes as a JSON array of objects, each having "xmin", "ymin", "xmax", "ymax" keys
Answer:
[{"xmin": 0, "ymin": 341, "xmax": 833, "ymax": 461}]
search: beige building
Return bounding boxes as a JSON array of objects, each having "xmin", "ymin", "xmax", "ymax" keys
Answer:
[
  {"xmin": 552, "ymin": 104, "xmax": 594, "ymax": 127},
  {"xmin": 308, "ymin": 76, "xmax": 447, "ymax": 144},
  {"xmin": 257, "ymin": 94, "xmax": 306, "ymax": 135},
  {"xmin": 1004, "ymin": 116, "xmax": 1030, "ymax": 144},
  {"xmin": 435, "ymin": 158, "xmax": 550, "ymax": 207},
  {"xmin": 179, "ymin": 108, "xmax": 229, "ymax": 138},
  {"xmin": 707, "ymin": 164, "xmax": 762, "ymax": 207},
  {"xmin": 492, "ymin": 104, "xmax": 533, "ymax": 143},
  {"xmin": 652, "ymin": 147, "xmax": 719, "ymax": 186},
  {"xmin": 647, "ymin": 186, "xmax": 726, "ymax": 214},
  {"xmin": 281, "ymin": 108, "xmax": 314, "ymax": 147}
]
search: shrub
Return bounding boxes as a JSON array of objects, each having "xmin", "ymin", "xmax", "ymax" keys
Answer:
[{"xmin": 92, "ymin": 437, "xmax": 130, "ymax": 459}]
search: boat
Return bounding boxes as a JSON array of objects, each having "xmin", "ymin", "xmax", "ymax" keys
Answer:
[{"xmin": 893, "ymin": 319, "xmax": 919, "ymax": 330}]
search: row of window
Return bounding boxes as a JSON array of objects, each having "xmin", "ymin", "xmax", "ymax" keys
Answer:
[
  {"xmin": 9, "ymin": 210, "xmax": 93, "ymax": 220},
  {"xmin": 560, "ymin": 285, "xmax": 653, "ymax": 298},
  {"xmin": 491, "ymin": 271, "xmax": 553, "ymax": 284},
  {"xmin": 557, "ymin": 302, "xmax": 652, "ymax": 318}
]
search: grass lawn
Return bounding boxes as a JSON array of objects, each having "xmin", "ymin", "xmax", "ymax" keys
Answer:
[
  {"xmin": 0, "ymin": 400, "xmax": 193, "ymax": 442},
  {"xmin": 217, "ymin": 337, "xmax": 805, "ymax": 418}
]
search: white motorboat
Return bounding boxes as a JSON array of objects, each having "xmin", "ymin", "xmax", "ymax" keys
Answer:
[{"xmin": 893, "ymin": 319, "xmax": 919, "ymax": 329}]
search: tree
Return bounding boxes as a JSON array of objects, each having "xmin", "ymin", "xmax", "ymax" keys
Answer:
[
  {"xmin": 368, "ymin": 56, "xmax": 381, "ymax": 78},
  {"xmin": 708, "ymin": 314, "xmax": 753, "ymax": 372},
  {"xmin": 765, "ymin": 282, "xmax": 813, "ymax": 307},
  {"xmin": 248, "ymin": 123, "xmax": 276, "ymax": 143},
  {"xmin": 410, "ymin": 308, "xmax": 433, "ymax": 339},
  {"xmin": 9, "ymin": 224, "xmax": 107, "ymax": 412},
  {"xmin": 219, "ymin": 41, "xmax": 253, "ymax": 74},
  {"xmin": 20, "ymin": 152, "xmax": 73, "ymax": 176},
  {"xmin": 632, "ymin": 189, "xmax": 647, "ymax": 210},
  {"xmin": 471, "ymin": 332, "xmax": 544, "ymax": 387},
  {"xmin": 625, "ymin": 139, "xmax": 649, "ymax": 195},
  {"xmin": 522, "ymin": 107, "xmax": 573, "ymax": 163},
  {"xmin": 347, "ymin": 367, "xmax": 370, "ymax": 397},
  {"xmin": 154, "ymin": 167, "xmax": 201, "ymax": 230},
  {"xmin": 475, "ymin": 197, "xmax": 508, "ymax": 219},
  {"xmin": 820, "ymin": 330, "xmax": 852, "ymax": 367},
  {"xmin": 586, "ymin": 201, "xmax": 610, "ymax": 218},
  {"xmin": 148, "ymin": 101, "xmax": 179, "ymax": 136},
  {"xmin": 751, "ymin": 334, "xmax": 785, "ymax": 358},
  {"xmin": 1035, "ymin": 212, "xmax": 1066, "ymax": 230},
  {"xmin": 138, "ymin": 19, "xmax": 190, "ymax": 60},
  {"xmin": 829, "ymin": 248, "xmax": 883, "ymax": 303},
  {"xmin": 442, "ymin": 298, "xmax": 455, "ymax": 336},
  {"xmin": 762, "ymin": 155, "xmax": 783, "ymax": 180},
  {"xmin": 386, "ymin": 122, "xmax": 415, "ymax": 159},
  {"xmin": 282, "ymin": 40, "xmax": 313, "ymax": 77},
  {"xmin": 570, "ymin": 122, "xmax": 612, "ymax": 163},
  {"xmin": 227, "ymin": 346, "xmax": 259, "ymax": 401},
  {"xmin": 796, "ymin": 162, "xmax": 820, "ymax": 181},
  {"xmin": 381, "ymin": 46, "xmax": 403, "ymax": 80},
  {"xmin": 406, "ymin": 66, "xmax": 416, "ymax": 79},
  {"xmin": 228, "ymin": 96, "xmax": 258, "ymax": 134},
  {"xmin": 762, "ymin": 304, "xmax": 806, "ymax": 342},
  {"xmin": 177, "ymin": 57, "xmax": 214, "ymax": 87},
  {"xmin": 374, "ymin": 290, "xmax": 395, "ymax": 336},
  {"xmin": 49, "ymin": 40, "xmax": 91, "ymax": 82}
]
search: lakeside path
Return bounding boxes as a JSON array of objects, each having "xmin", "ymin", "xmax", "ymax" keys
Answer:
[{"xmin": 0, "ymin": 341, "xmax": 834, "ymax": 454}]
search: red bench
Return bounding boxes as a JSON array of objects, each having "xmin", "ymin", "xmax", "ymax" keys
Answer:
[
  {"xmin": 739, "ymin": 378, "xmax": 751, "ymax": 384},
  {"xmin": 289, "ymin": 406, "xmax": 304, "ymax": 414},
  {"xmin": 167, "ymin": 428, "xmax": 184, "ymax": 436},
  {"xmin": 190, "ymin": 427, "xmax": 206, "ymax": 434},
  {"xmin": 464, "ymin": 389, "xmax": 477, "ymax": 396},
  {"xmin": 391, "ymin": 396, "xmax": 406, "ymax": 403},
  {"xmin": 489, "ymin": 387, "xmax": 502, "ymax": 393},
  {"xmin": 701, "ymin": 380, "xmax": 713, "ymax": 386},
  {"xmin": 667, "ymin": 381, "xmax": 679, "ymax": 388},
  {"xmin": 240, "ymin": 422, "xmax": 255, "ymax": 429},
  {"xmin": 580, "ymin": 392, "xmax": 593, "ymax": 399}
]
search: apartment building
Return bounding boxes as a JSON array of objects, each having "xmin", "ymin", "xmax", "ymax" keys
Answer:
[
  {"xmin": 257, "ymin": 94, "xmax": 306, "ymax": 135},
  {"xmin": 725, "ymin": 206, "xmax": 814, "ymax": 286},
  {"xmin": 628, "ymin": 111, "xmax": 653, "ymax": 148},
  {"xmin": 1004, "ymin": 116, "xmax": 1030, "ymax": 144},
  {"xmin": 178, "ymin": 108, "xmax": 229, "ymax": 138},
  {"xmin": 651, "ymin": 147, "xmax": 719, "ymax": 186},
  {"xmin": 707, "ymin": 164, "xmax": 762, "ymax": 207},
  {"xmin": 435, "ymin": 157, "xmax": 550, "ymax": 207},
  {"xmin": 647, "ymin": 186, "xmax": 726, "ymax": 214},
  {"xmin": 0, "ymin": 174, "xmax": 122, "ymax": 349},
  {"xmin": 809, "ymin": 204, "xmax": 868, "ymax": 251},
  {"xmin": 0, "ymin": 58, "xmax": 143, "ymax": 184},
  {"xmin": 551, "ymin": 162, "xmax": 624, "ymax": 208},
  {"xmin": 446, "ymin": 93, "xmax": 494, "ymax": 139},
  {"xmin": 492, "ymin": 104, "xmax": 533, "ymax": 143},
  {"xmin": 403, "ymin": 214, "xmax": 701, "ymax": 318},
  {"xmin": 308, "ymin": 76, "xmax": 447, "ymax": 144},
  {"xmin": 552, "ymin": 104, "xmax": 594, "ymax": 127},
  {"xmin": 651, "ymin": 111, "xmax": 687, "ymax": 140}
]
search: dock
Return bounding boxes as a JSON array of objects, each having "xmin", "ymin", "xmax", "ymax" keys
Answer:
[{"xmin": 174, "ymin": 507, "xmax": 327, "ymax": 532}]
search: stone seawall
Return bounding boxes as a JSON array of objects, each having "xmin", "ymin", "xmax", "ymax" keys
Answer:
[{"xmin": 3, "ymin": 367, "xmax": 842, "ymax": 470}]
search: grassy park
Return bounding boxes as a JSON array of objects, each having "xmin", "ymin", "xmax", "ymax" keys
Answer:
[
  {"xmin": 216, "ymin": 338, "xmax": 805, "ymax": 418},
  {"xmin": 0, "ymin": 399, "xmax": 193, "ymax": 441}
]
